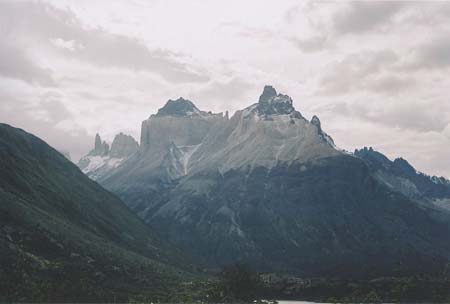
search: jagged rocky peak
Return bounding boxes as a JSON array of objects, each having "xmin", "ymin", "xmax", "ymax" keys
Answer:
[
  {"xmin": 256, "ymin": 85, "xmax": 299, "ymax": 116},
  {"xmin": 356, "ymin": 147, "xmax": 414, "ymax": 171},
  {"xmin": 431, "ymin": 176, "xmax": 450, "ymax": 185},
  {"xmin": 155, "ymin": 97, "xmax": 202, "ymax": 117},
  {"xmin": 90, "ymin": 133, "xmax": 109, "ymax": 156},
  {"xmin": 308, "ymin": 114, "xmax": 335, "ymax": 146},
  {"xmin": 393, "ymin": 157, "xmax": 417, "ymax": 174},
  {"xmin": 110, "ymin": 132, "xmax": 139, "ymax": 158},
  {"xmin": 355, "ymin": 146, "xmax": 374, "ymax": 154},
  {"xmin": 311, "ymin": 115, "xmax": 321, "ymax": 130},
  {"xmin": 94, "ymin": 133, "xmax": 102, "ymax": 150},
  {"xmin": 78, "ymin": 132, "xmax": 136, "ymax": 180},
  {"xmin": 354, "ymin": 147, "xmax": 391, "ymax": 165},
  {"xmin": 259, "ymin": 85, "xmax": 278, "ymax": 102}
]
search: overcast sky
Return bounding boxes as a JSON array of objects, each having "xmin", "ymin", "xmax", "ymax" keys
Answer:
[{"xmin": 0, "ymin": 0, "xmax": 449, "ymax": 177}]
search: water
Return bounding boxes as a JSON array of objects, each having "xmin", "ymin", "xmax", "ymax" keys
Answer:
[{"xmin": 277, "ymin": 301, "xmax": 326, "ymax": 304}]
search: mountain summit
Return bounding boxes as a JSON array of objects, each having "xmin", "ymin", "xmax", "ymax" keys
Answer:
[
  {"xmin": 259, "ymin": 85, "xmax": 277, "ymax": 101},
  {"xmin": 256, "ymin": 85, "xmax": 299, "ymax": 117},
  {"xmin": 156, "ymin": 97, "xmax": 203, "ymax": 117}
]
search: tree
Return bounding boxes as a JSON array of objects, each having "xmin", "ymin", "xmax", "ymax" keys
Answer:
[{"xmin": 217, "ymin": 263, "xmax": 263, "ymax": 302}]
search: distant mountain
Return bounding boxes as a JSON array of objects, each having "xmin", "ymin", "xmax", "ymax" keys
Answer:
[
  {"xmin": 80, "ymin": 86, "xmax": 450, "ymax": 279},
  {"xmin": 78, "ymin": 132, "xmax": 139, "ymax": 180},
  {"xmin": 0, "ymin": 123, "xmax": 190, "ymax": 302},
  {"xmin": 355, "ymin": 147, "xmax": 450, "ymax": 211}
]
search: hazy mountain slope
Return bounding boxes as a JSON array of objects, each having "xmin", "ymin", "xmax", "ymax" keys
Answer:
[
  {"xmin": 132, "ymin": 155, "xmax": 450, "ymax": 278},
  {"xmin": 0, "ymin": 123, "xmax": 191, "ymax": 302},
  {"xmin": 355, "ymin": 147, "xmax": 450, "ymax": 202},
  {"xmin": 85, "ymin": 86, "xmax": 450, "ymax": 279}
]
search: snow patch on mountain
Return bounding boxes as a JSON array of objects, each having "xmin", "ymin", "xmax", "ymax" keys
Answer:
[
  {"xmin": 179, "ymin": 144, "xmax": 201, "ymax": 175},
  {"xmin": 80, "ymin": 155, "xmax": 124, "ymax": 180},
  {"xmin": 78, "ymin": 132, "xmax": 138, "ymax": 180}
]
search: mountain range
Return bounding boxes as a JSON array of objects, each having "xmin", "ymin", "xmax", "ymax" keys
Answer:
[{"xmin": 78, "ymin": 86, "xmax": 450, "ymax": 278}]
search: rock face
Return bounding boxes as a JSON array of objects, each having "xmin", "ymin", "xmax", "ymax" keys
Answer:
[
  {"xmin": 184, "ymin": 88, "xmax": 338, "ymax": 174},
  {"xmin": 110, "ymin": 133, "xmax": 139, "ymax": 158},
  {"xmin": 310, "ymin": 115, "xmax": 335, "ymax": 147},
  {"xmin": 105, "ymin": 98, "xmax": 227, "ymax": 184},
  {"xmin": 311, "ymin": 115, "xmax": 321, "ymax": 129},
  {"xmin": 91, "ymin": 133, "xmax": 109, "ymax": 156},
  {"xmin": 99, "ymin": 87, "xmax": 338, "ymax": 189},
  {"xmin": 141, "ymin": 98, "xmax": 224, "ymax": 151},
  {"xmin": 78, "ymin": 132, "xmax": 139, "ymax": 180},
  {"xmin": 81, "ymin": 86, "xmax": 450, "ymax": 279},
  {"xmin": 256, "ymin": 85, "xmax": 298, "ymax": 116}
]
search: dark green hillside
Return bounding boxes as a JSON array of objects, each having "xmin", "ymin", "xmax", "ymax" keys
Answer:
[{"xmin": 0, "ymin": 123, "xmax": 192, "ymax": 302}]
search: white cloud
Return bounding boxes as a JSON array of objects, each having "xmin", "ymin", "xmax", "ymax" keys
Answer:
[
  {"xmin": 51, "ymin": 38, "xmax": 83, "ymax": 52},
  {"xmin": 332, "ymin": 1, "xmax": 407, "ymax": 34},
  {"xmin": 0, "ymin": 40, "xmax": 55, "ymax": 86},
  {"xmin": 444, "ymin": 124, "xmax": 450, "ymax": 140}
]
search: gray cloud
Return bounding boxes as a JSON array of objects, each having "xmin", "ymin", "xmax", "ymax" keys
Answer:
[
  {"xmin": 368, "ymin": 75, "xmax": 416, "ymax": 95},
  {"xmin": 38, "ymin": 92, "xmax": 72, "ymax": 123},
  {"xmin": 400, "ymin": 2, "xmax": 450, "ymax": 27},
  {"xmin": 191, "ymin": 77, "xmax": 254, "ymax": 112},
  {"xmin": 319, "ymin": 95, "xmax": 450, "ymax": 134},
  {"xmin": 319, "ymin": 49, "xmax": 403, "ymax": 95},
  {"xmin": 333, "ymin": 1, "xmax": 407, "ymax": 34},
  {"xmin": 0, "ymin": 41, "xmax": 55, "ymax": 86},
  {"xmin": 0, "ymin": 0, "xmax": 208, "ymax": 83},
  {"xmin": 292, "ymin": 35, "xmax": 332, "ymax": 53},
  {"xmin": 352, "ymin": 100, "xmax": 449, "ymax": 133},
  {"xmin": 444, "ymin": 124, "xmax": 450, "ymax": 140},
  {"xmin": 0, "ymin": 90, "xmax": 92, "ymax": 161},
  {"xmin": 406, "ymin": 35, "xmax": 450, "ymax": 70},
  {"xmin": 76, "ymin": 91, "xmax": 136, "ymax": 105}
]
